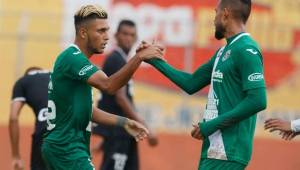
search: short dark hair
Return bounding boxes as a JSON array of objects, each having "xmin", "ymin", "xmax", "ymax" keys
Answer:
[
  {"xmin": 116, "ymin": 20, "xmax": 136, "ymax": 33},
  {"xmin": 220, "ymin": 0, "xmax": 252, "ymax": 24},
  {"xmin": 74, "ymin": 5, "xmax": 108, "ymax": 34}
]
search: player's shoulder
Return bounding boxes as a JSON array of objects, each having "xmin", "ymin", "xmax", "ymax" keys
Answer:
[
  {"xmin": 238, "ymin": 35, "xmax": 261, "ymax": 52},
  {"xmin": 230, "ymin": 35, "xmax": 261, "ymax": 59},
  {"xmin": 14, "ymin": 75, "xmax": 26, "ymax": 87},
  {"xmin": 61, "ymin": 44, "xmax": 86, "ymax": 59},
  {"xmin": 55, "ymin": 44, "xmax": 88, "ymax": 67}
]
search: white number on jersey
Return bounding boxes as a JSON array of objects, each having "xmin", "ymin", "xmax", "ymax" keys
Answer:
[
  {"xmin": 38, "ymin": 108, "xmax": 48, "ymax": 122},
  {"xmin": 112, "ymin": 153, "xmax": 128, "ymax": 170},
  {"xmin": 46, "ymin": 100, "xmax": 56, "ymax": 130}
]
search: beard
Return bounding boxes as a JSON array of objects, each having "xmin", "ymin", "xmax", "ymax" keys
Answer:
[
  {"xmin": 87, "ymin": 37, "xmax": 102, "ymax": 54},
  {"xmin": 215, "ymin": 23, "xmax": 226, "ymax": 40}
]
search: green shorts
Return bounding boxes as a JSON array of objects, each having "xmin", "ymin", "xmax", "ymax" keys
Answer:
[
  {"xmin": 199, "ymin": 158, "xmax": 246, "ymax": 170},
  {"xmin": 41, "ymin": 142, "xmax": 95, "ymax": 170}
]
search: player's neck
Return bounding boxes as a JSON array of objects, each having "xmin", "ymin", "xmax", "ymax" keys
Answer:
[
  {"xmin": 225, "ymin": 22, "xmax": 246, "ymax": 39},
  {"xmin": 74, "ymin": 40, "xmax": 92, "ymax": 58}
]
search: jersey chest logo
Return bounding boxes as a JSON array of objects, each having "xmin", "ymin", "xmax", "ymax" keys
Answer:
[{"xmin": 222, "ymin": 50, "xmax": 231, "ymax": 62}]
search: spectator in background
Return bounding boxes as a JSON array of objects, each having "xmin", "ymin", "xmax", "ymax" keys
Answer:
[{"xmin": 93, "ymin": 19, "xmax": 158, "ymax": 170}]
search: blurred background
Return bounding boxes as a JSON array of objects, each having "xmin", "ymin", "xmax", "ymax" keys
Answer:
[{"xmin": 1, "ymin": 0, "xmax": 300, "ymax": 169}]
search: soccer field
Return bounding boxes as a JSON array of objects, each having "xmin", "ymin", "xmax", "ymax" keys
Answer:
[{"xmin": 1, "ymin": 126, "xmax": 300, "ymax": 170}]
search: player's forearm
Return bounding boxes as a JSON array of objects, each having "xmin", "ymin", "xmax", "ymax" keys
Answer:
[
  {"xmin": 116, "ymin": 95, "xmax": 145, "ymax": 124},
  {"xmin": 106, "ymin": 55, "xmax": 142, "ymax": 94},
  {"xmin": 92, "ymin": 107, "xmax": 128, "ymax": 127},
  {"xmin": 9, "ymin": 119, "xmax": 20, "ymax": 158},
  {"xmin": 200, "ymin": 87, "xmax": 267, "ymax": 137},
  {"xmin": 148, "ymin": 59, "xmax": 210, "ymax": 94}
]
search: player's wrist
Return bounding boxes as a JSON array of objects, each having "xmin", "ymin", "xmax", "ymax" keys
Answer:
[
  {"xmin": 116, "ymin": 116, "xmax": 129, "ymax": 128},
  {"xmin": 133, "ymin": 53, "xmax": 144, "ymax": 62}
]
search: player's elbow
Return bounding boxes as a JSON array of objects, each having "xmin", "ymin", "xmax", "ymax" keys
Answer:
[
  {"xmin": 185, "ymin": 88, "xmax": 197, "ymax": 95},
  {"xmin": 248, "ymin": 88, "xmax": 267, "ymax": 112},
  {"xmin": 258, "ymin": 99, "xmax": 267, "ymax": 111},
  {"xmin": 106, "ymin": 86, "xmax": 119, "ymax": 95},
  {"xmin": 181, "ymin": 84, "xmax": 200, "ymax": 95},
  {"xmin": 93, "ymin": 80, "xmax": 117, "ymax": 95},
  {"xmin": 101, "ymin": 83, "xmax": 118, "ymax": 95},
  {"xmin": 256, "ymin": 94, "xmax": 267, "ymax": 112},
  {"xmin": 186, "ymin": 90, "xmax": 195, "ymax": 95}
]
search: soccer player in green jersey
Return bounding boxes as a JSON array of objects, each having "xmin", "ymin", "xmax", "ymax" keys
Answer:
[
  {"xmin": 139, "ymin": 0, "xmax": 267, "ymax": 169},
  {"xmin": 42, "ymin": 5, "xmax": 164, "ymax": 170}
]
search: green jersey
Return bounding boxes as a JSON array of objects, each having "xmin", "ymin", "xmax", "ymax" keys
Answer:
[
  {"xmin": 146, "ymin": 32, "xmax": 266, "ymax": 166},
  {"xmin": 201, "ymin": 32, "xmax": 265, "ymax": 164},
  {"xmin": 44, "ymin": 44, "xmax": 99, "ymax": 160}
]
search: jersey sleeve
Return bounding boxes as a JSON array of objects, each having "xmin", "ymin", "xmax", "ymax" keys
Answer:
[
  {"xmin": 234, "ymin": 45, "xmax": 266, "ymax": 91},
  {"xmin": 147, "ymin": 49, "xmax": 219, "ymax": 95},
  {"xmin": 62, "ymin": 52, "xmax": 99, "ymax": 82},
  {"xmin": 11, "ymin": 78, "xmax": 26, "ymax": 102},
  {"xmin": 199, "ymin": 87, "xmax": 267, "ymax": 137}
]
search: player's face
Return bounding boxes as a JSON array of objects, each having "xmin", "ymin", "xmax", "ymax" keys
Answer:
[
  {"xmin": 214, "ymin": 1, "xmax": 226, "ymax": 40},
  {"xmin": 86, "ymin": 19, "xmax": 110, "ymax": 54},
  {"xmin": 115, "ymin": 25, "xmax": 137, "ymax": 54}
]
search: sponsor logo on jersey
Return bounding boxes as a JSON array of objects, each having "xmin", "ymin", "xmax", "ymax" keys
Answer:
[
  {"xmin": 248, "ymin": 73, "xmax": 264, "ymax": 81},
  {"xmin": 79, "ymin": 65, "xmax": 94, "ymax": 76},
  {"xmin": 212, "ymin": 70, "xmax": 223, "ymax": 82},
  {"xmin": 246, "ymin": 48, "xmax": 258, "ymax": 55},
  {"xmin": 222, "ymin": 50, "xmax": 231, "ymax": 62}
]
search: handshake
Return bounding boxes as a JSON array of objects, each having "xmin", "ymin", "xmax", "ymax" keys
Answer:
[{"xmin": 135, "ymin": 41, "xmax": 165, "ymax": 62}]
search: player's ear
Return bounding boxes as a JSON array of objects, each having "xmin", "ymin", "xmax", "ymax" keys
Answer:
[
  {"xmin": 78, "ymin": 27, "xmax": 87, "ymax": 39},
  {"xmin": 223, "ymin": 8, "xmax": 230, "ymax": 20},
  {"xmin": 221, "ymin": 7, "xmax": 230, "ymax": 24}
]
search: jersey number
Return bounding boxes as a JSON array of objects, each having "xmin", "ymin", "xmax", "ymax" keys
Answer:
[
  {"xmin": 46, "ymin": 100, "xmax": 56, "ymax": 130},
  {"xmin": 38, "ymin": 108, "xmax": 48, "ymax": 122},
  {"xmin": 112, "ymin": 153, "xmax": 128, "ymax": 170}
]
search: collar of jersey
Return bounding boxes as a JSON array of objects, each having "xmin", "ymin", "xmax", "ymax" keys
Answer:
[
  {"xmin": 226, "ymin": 32, "xmax": 250, "ymax": 46},
  {"xmin": 69, "ymin": 43, "xmax": 81, "ymax": 52}
]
